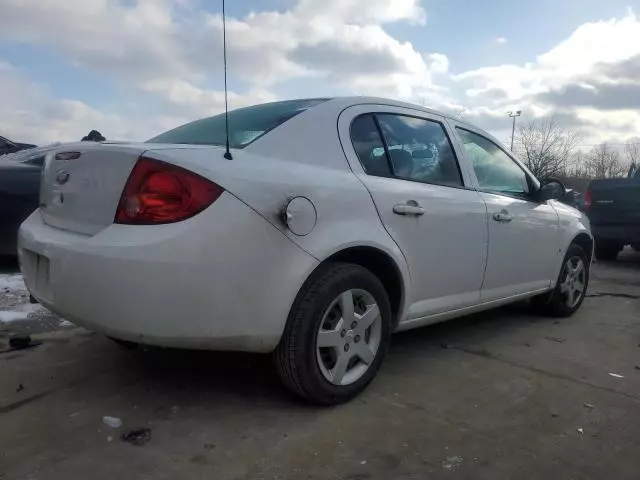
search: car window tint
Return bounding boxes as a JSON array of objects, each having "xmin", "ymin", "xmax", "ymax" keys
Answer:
[
  {"xmin": 350, "ymin": 115, "xmax": 392, "ymax": 177},
  {"xmin": 147, "ymin": 99, "xmax": 329, "ymax": 149},
  {"xmin": 456, "ymin": 128, "xmax": 530, "ymax": 195},
  {"xmin": 376, "ymin": 114, "xmax": 462, "ymax": 187}
]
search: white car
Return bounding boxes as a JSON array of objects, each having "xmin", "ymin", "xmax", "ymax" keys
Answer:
[{"xmin": 18, "ymin": 97, "xmax": 592, "ymax": 404}]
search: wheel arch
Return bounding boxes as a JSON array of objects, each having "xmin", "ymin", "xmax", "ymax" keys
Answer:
[
  {"xmin": 571, "ymin": 232, "xmax": 594, "ymax": 263},
  {"xmin": 551, "ymin": 232, "xmax": 594, "ymax": 283},
  {"xmin": 295, "ymin": 244, "xmax": 409, "ymax": 331}
]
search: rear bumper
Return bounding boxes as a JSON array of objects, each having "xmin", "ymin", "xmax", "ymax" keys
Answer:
[
  {"xmin": 590, "ymin": 224, "xmax": 640, "ymax": 244},
  {"xmin": 18, "ymin": 193, "xmax": 318, "ymax": 352}
]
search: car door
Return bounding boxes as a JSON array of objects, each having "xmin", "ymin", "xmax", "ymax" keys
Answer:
[
  {"xmin": 452, "ymin": 125, "xmax": 559, "ymax": 301},
  {"xmin": 339, "ymin": 106, "xmax": 488, "ymax": 321}
]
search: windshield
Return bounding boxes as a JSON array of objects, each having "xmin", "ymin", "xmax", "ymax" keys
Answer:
[{"xmin": 147, "ymin": 98, "xmax": 329, "ymax": 148}]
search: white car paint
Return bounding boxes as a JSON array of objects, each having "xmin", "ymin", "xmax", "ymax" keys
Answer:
[
  {"xmin": 18, "ymin": 96, "xmax": 591, "ymax": 352},
  {"xmin": 337, "ymin": 105, "xmax": 488, "ymax": 319}
]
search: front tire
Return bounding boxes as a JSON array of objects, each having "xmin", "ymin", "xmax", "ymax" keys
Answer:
[
  {"xmin": 532, "ymin": 244, "xmax": 589, "ymax": 317},
  {"xmin": 274, "ymin": 262, "xmax": 392, "ymax": 405}
]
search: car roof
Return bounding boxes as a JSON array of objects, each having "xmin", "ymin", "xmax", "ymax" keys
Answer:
[
  {"xmin": 321, "ymin": 96, "xmax": 447, "ymax": 119},
  {"xmin": 317, "ymin": 96, "xmax": 505, "ymax": 147}
]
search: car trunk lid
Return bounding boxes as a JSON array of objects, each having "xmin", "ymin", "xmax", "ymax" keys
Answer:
[{"xmin": 40, "ymin": 143, "xmax": 148, "ymax": 235}]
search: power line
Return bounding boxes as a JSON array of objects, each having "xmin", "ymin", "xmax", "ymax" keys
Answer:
[{"xmin": 575, "ymin": 142, "xmax": 640, "ymax": 147}]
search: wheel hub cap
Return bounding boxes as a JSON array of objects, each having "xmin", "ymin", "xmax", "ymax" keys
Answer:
[
  {"xmin": 315, "ymin": 289, "xmax": 382, "ymax": 386},
  {"xmin": 559, "ymin": 256, "xmax": 586, "ymax": 309}
]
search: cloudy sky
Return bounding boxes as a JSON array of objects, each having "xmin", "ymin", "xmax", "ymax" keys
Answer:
[{"xmin": 1, "ymin": 0, "xmax": 639, "ymax": 147}]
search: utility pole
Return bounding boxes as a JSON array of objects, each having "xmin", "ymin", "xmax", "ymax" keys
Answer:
[{"xmin": 508, "ymin": 110, "xmax": 521, "ymax": 152}]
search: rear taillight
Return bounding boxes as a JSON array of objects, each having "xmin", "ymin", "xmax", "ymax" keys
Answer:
[
  {"xmin": 115, "ymin": 157, "xmax": 223, "ymax": 224},
  {"xmin": 584, "ymin": 189, "xmax": 592, "ymax": 211}
]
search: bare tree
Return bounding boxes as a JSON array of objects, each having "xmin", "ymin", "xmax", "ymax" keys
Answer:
[
  {"xmin": 624, "ymin": 137, "xmax": 640, "ymax": 174},
  {"xmin": 563, "ymin": 150, "xmax": 590, "ymax": 179},
  {"xmin": 584, "ymin": 143, "xmax": 627, "ymax": 178},
  {"xmin": 514, "ymin": 117, "xmax": 580, "ymax": 179}
]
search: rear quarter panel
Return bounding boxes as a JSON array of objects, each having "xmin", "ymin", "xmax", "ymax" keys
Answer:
[{"xmin": 146, "ymin": 103, "xmax": 412, "ymax": 321}]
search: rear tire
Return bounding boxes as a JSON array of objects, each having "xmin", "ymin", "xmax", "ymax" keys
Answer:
[
  {"xmin": 594, "ymin": 239, "xmax": 622, "ymax": 260},
  {"xmin": 532, "ymin": 244, "xmax": 589, "ymax": 317},
  {"xmin": 274, "ymin": 262, "xmax": 392, "ymax": 405}
]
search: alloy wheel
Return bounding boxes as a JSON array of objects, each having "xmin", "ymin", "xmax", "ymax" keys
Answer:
[
  {"xmin": 315, "ymin": 289, "xmax": 382, "ymax": 386},
  {"xmin": 560, "ymin": 256, "xmax": 586, "ymax": 308}
]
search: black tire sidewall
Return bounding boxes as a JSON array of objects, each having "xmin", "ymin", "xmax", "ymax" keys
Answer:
[{"xmin": 286, "ymin": 263, "xmax": 392, "ymax": 404}]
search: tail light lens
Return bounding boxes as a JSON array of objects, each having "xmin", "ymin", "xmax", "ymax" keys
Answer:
[
  {"xmin": 584, "ymin": 189, "xmax": 592, "ymax": 211},
  {"xmin": 115, "ymin": 157, "xmax": 223, "ymax": 224}
]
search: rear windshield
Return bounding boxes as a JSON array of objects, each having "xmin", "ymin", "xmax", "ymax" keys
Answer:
[{"xmin": 147, "ymin": 98, "xmax": 329, "ymax": 148}]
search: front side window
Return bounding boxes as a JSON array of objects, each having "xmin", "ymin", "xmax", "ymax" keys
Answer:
[
  {"xmin": 376, "ymin": 114, "xmax": 463, "ymax": 187},
  {"xmin": 457, "ymin": 128, "xmax": 530, "ymax": 196},
  {"xmin": 147, "ymin": 98, "xmax": 329, "ymax": 148}
]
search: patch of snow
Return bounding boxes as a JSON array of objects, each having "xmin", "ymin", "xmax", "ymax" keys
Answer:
[
  {"xmin": 59, "ymin": 319, "xmax": 73, "ymax": 327},
  {"xmin": 0, "ymin": 311, "xmax": 29, "ymax": 323},
  {"xmin": 0, "ymin": 274, "xmax": 27, "ymax": 294},
  {"xmin": 0, "ymin": 303, "xmax": 47, "ymax": 323}
]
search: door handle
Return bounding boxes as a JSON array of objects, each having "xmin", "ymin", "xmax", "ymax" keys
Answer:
[
  {"xmin": 393, "ymin": 201, "xmax": 425, "ymax": 216},
  {"xmin": 493, "ymin": 209, "xmax": 512, "ymax": 223}
]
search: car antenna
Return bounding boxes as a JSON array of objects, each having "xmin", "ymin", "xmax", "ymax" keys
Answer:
[{"xmin": 222, "ymin": 0, "xmax": 232, "ymax": 160}]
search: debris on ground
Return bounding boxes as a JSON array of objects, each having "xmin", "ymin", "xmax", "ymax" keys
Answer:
[
  {"xmin": 608, "ymin": 373, "xmax": 624, "ymax": 378},
  {"xmin": 120, "ymin": 428, "xmax": 152, "ymax": 446},
  {"xmin": 102, "ymin": 416, "xmax": 123, "ymax": 428},
  {"xmin": 544, "ymin": 336, "xmax": 566, "ymax": 344},
  {"xmin": 360, "ymin": 460, "xmax": 367, "ymax": 465},
  {"xmin": 551, "ymin": 412, "xmax": 559, "ymax": 418},
  {"xmin": 9, "ymin": 334, "xmax": 41, "ymax": 350},
  {"xmin": 635, "ymin": 365, "xmax": 640, "ymax": 370},
  {"xmin": 442, "ymin": 455, "xmax": 464, "ymax": 470},
  {"xmin": 577, "ymin": 428, "xmax": 584, "ymax": 434},
  {"xmin": 16, "ymin": 383, "xmax": 24, "ymax": 392},
  {"xmin": 583, "ymin": 403, "xmax": 595, "ymax": 409}
]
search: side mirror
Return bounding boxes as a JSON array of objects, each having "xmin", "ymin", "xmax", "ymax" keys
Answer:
[{"xmin": 535, "ymin": 178, "xmax": 566, "ymax": 202}]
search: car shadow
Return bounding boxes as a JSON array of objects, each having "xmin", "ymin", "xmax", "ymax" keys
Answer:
[{"xmin": 108, "ymin": 301, "xmax": 543, "ymax": 408}]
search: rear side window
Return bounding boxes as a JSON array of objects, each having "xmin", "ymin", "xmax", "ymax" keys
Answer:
[
  {"xmin": 147, "ymin": 98, "xmax": 329, "ymax": 148},
  {"xmin": 376, "ymin": 115, "xmax": 462, "ymax": 187},
  {"xmin": 350, "ymin": 115, "xmax": 392, "ymax": 177},
  {"xmin": 350, "ymin": 113, "xmax": 463, "ymax": 187}
]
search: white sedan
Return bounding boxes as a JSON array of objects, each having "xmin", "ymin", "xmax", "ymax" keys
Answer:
[{"xmin": 18, "ymin": 97, "xmax": 592, "ymax": 404}]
